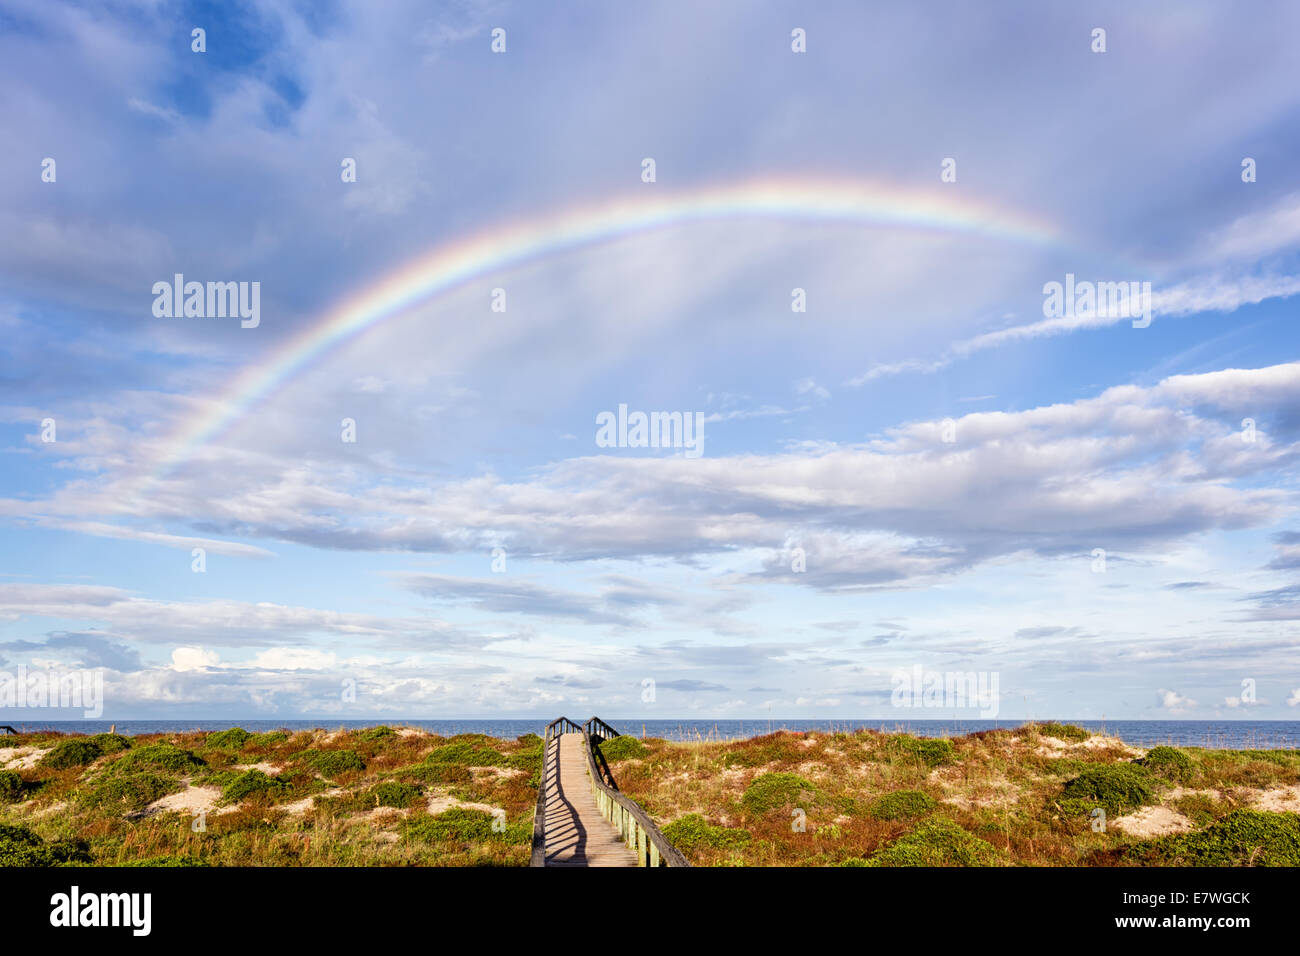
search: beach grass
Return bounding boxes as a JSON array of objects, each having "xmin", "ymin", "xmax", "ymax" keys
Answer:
[
  {"xmin": 603, "ymin": 722, "xmax": 1300, "ymax": 866},
  {"xmin": 0, "ymin": 726, "xmax": 539, "ymax": 866},
  {"xmin": 3, "ymin": 721, "xmax": 1297, "ymax": 867}
]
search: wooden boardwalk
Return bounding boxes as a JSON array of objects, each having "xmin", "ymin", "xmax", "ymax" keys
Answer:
[{"xmin": 541, "ymin": 732, "xmax": 639, "ymax": 867}]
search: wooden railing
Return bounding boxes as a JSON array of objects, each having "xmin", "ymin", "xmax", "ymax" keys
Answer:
[{"xmin": 581, "ymin": 716, "xmax": 689, "ymax": 867}]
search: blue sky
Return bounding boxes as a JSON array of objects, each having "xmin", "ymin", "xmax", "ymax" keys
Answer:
[{"xmin": 2, "ymin": 0, "xmax": 1300, "ymax": 721}]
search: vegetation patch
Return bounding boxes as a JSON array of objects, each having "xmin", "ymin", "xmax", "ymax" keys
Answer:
[
  {"xmin": 866, "ymin": 818, "xmax": 1001, "ymax": 867},
  {"xmin": 869, "ymin": 789, "xmax": 937, "ymax": 821},
  {"xmin": 741, "ymin": 772, "xmax": 818, "ymax": 814},
  {"xmin": 1060, "ymin": 763, "xmax": 1155, "ymax": 815},
  {"xmin": 1171, "ymin": 792, "xmax": 1227, "ymax": 828},
  {"xmin": 0, "ymin": 727, "xmax": 540, "ymax": 867},
  {"xmin": 121, "ymin": 855, "xmax": 209, "ymax": 867},
  {"xmin": 406, "ymin": 807, "xmax": 528, "ymax": 845},
  {"xmin": 79, "ymin": 772, "xmax": 175, "ymax": 812},
  {"xmin": 245, "ymin": 731, "xmax": 290, "ymax": 748},
  {"xmin": 0, "ymin": 770, "xmax": 26, "ymax": 802},
  {"xmin": 424, "ymin": 739, "xmax": 505, "ymax": 767},
  {"xmin": 296, "ymin": 749, "xmax": 366, "ymax": 777},
  {"xmin": 365, "ymin": 781, "xmax": 423, "ymax": 808},
  {"xmin": 204, "ymin": 728, "xmax": 252, "ymax": 751},
  {"xmin": 402, "ymin": 762, "xmax": 473, "ymax": 786},
  {"xmin": 598, "ymin": 736, "xmax": 649, "ymax": 762},
  {"xmin": 222, "ymin": 769, "xmax": 291, "ymax": 804},
  {"xmin": 886, "ymin": 735, "xmax": 955, "ymax": 767},
  {"xmin": 111, "ymin": 742, "xmax": 206, "ymax": 774},
  {"xmin": 662, "ymin": 813, "xmax": 751, "ymax": 854},
  {"xmin": 1138, "ymin": 746, "xmax": 1194, "ymax": 783},
  {"xmin": 0, "ymin": 824, "xmax": 89, "ymax": 866},
  {"xmin": 497, "ymin": 733, "xmax": 544, "ymax": 775},
  {"xmin": 721, "ymin": 733, "xmax": 804, "ymax": 768},
  {"xmin": 88, "ymin": 733, "xmax": 132, "ymax": 754},
  {"xmin": 40, "ymin": 738, "xmax": 103, "ymax": 769},
  {"xmin": 358, "ymin": 725, "xmax": 396, "ymax": 741},
  {"xmin": 1034, "ymin": 722, "xmax": 1092, "ymax": 742},
  {"xmin": 1127, "ymin": 810, "xmax": 1300, "ymax": 867}
]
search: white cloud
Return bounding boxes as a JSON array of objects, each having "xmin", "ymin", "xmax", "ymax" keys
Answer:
[
  {"xmin": 1158, "ymin": 689, "xmax": 1196, "ymax": 712},
  {"xmin": 171, "ymin": 647, "xmax": 218, "ymax": 671}
]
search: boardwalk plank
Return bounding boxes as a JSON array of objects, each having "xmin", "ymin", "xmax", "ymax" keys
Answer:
[{"xmin": 542, "ymin": 733, "xmax": 639, "ymax": 867}]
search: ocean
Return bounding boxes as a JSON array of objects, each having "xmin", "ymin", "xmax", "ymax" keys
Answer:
[{"xmin": 3, "ymin": 718, "xmax": 1299, "ymax": 749}]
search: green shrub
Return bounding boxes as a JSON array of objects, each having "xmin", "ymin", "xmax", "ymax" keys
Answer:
[
  {"xmin": 111, "ymin": 742, "xmax": 205, "ymax": 774},
  {"xmin": 297, "ymin": 749, "xmax": 366, "ymax": 777},
  {"xmin": 358, "ymin": 725, "xmax": 395, "ymax": 741},
  {"xmin": 887, "ymin": 735, "xmax": 955, "ymax": 767},
  {"xmin": 245, "ymin": 731, "xmax": 290, "ymax": 748},
  {"xmin": 1035, "ymin": 722, "xmax": 1091, "ymax": 742},
  {"xmin": 1139, "ymin": 746, "xmax": 1194, "ymax": 782},
  {"xmin": 869, "ymin": 789, "xmax": 937, "ymax": 821},
  {"xmin": 78, "ymin": 772, "xmax": 174, "ymax": 811},
  {"xmin": 40, "ymin": 738, "xmax": 102, "ymax": 769},
  {"xmin": 406, "ymin": 808, "xmax": 527, "ymax": 844},
  {"xmin": 662, "ymin": 813, "xmax": 751, "ymax": 853},
  {"xmin": 516, "ymin": 733, "xmax": 543, "ymax": 748},
  {"xmin": 205, "ymin": 728, "xmax": 252, "ymax": 750},
  {"xmin": 1061, "ymin": 764, "xmax": 1154, "ymax": 815},
  {"xmin": 867, "ymin": 818, "xmax": 1001, "ymax": 867},
  {"xmin": 424, "ymin": 740, "xmax": 504, "ymax": 767},
  {"xmin": 741, "ymin": 772, "xmax": 817, "ymax": 814},
  {"xmin": 1131, "ymin": 810, "xmax": 1300, "ymax": 867},
  {"xmin": 0, "ymin": 770, "xmax": 24, "ymax": 801},
  {"xmin": 598, "ymin": 736, "xmax": 649, "ymax": 762},
  {"xmin": 88, "ymin": 733, "xmax": 132, "ymax": 754},
  {"xmin": 366, "ymin": 781, "xmax": 423, "ymax": 808},
  {"xmin": 222, "ymin": 770, "xmax": 290, "ymax": 804},
  {"xmin": 0, "ymin": 823, "xmax": 89, "ymax": 866}
]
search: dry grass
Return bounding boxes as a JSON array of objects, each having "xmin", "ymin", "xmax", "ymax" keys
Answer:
[
  {"xmin": 606, "ymin": 723, "xmax": 1300, "ymax": 867},
  {"xmin": 6, "ymin": 722, "xmax": 1295, "ymax": 867},
  {"xmin": 0, "ymin": 726, "xmax": 540, "ymax": 866}
]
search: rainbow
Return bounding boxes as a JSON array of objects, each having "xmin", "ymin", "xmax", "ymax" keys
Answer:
[{"xmin": 154, "ymin": 176, "xmax": 1061, "ymax": 476}]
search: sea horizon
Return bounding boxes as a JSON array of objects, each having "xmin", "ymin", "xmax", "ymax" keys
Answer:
[{"xmin": 5, "ymin": 717, "xmax": 1299, "ymax": 750}]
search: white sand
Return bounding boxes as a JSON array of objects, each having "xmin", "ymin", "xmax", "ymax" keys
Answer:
[
  {"xmin": 143, "ymin": 785, "xmax": 238, "ymax": 817},
  {"xmin": 1249, "ymin": 784, "xmax": 1300, "ymax": 811},
  {"xmin": 0, "ymin": 746, "xmax": 51, "ymax": 769},
  {"xmin": 1112, "ymin": 805, "xmax": 1194, "ymax": 838}
]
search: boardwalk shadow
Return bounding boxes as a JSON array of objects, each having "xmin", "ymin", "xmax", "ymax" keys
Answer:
[{"xmin": 543, "ymin": 737, "xmax": 593, "ymax": 865}]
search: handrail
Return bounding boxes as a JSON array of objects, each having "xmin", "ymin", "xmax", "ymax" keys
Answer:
[
  {"xmin": 530, "ymin": 716, "xmax": 583, "ymax": 866},
  {"xmin": 585, "ymin": 716, "xmax": 621, "ymax": 744},
  {"xmin": 581, "ymin": 716, "xmax": 690, "ymax": 867}
]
